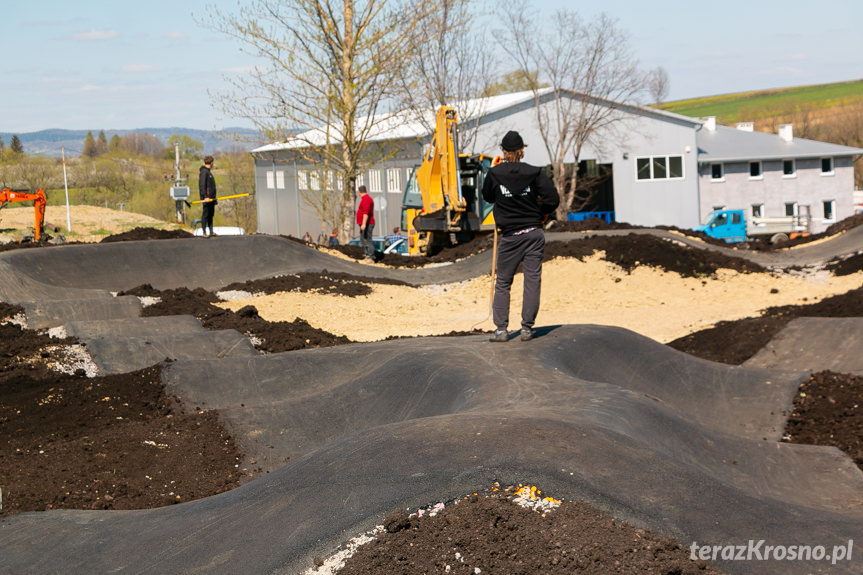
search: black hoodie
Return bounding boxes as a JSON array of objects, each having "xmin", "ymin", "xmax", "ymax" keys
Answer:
[
  {"xmin": 481, "ymin": 162, "xmax": 559, "ymax": 235},
  {"xmin": 199, "ymin": 165, "xmax": 217, "ymax": 204}
]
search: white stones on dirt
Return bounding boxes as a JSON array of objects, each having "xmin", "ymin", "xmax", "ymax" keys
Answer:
[
  {"xmin": 216, "ymin": 290, "xmax": 256, "ymax": 301},
  {"xmin": 41, "ymin": 344, "xmax": 100, "ymax": 377},
  {"xmin": 137, "ymin": 296, "xmax": 161, "ymax": 307},
  {"xmin": 2, "ymin": 312, "xmax": 27, "ymax": 328},
  {"xmin": 300, "ymin": 525, "xmax": 386, "ymax": 575}
]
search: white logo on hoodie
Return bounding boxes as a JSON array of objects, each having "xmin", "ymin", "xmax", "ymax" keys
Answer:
[{"xmin": 499, "ymin": 184, "xmax": 531, "ymax": 197}]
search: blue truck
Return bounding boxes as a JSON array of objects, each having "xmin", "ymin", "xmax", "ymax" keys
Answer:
[{"xmin": 695, "ymin": 208, "xmax": 811, "ymax": 243}]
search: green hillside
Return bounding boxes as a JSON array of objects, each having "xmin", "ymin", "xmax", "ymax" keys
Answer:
[{"xmin": 656, "ymin": 79, "xmax": 863, "ymax": 123}]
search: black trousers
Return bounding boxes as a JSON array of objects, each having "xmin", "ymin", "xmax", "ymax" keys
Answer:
[
  {"xmin": 201, "ymin": 202, "xmax": 216, "ymax": 233},
  {"xmin": 493, "ymin": 228, "xmax": 545, "ymax": 331}
]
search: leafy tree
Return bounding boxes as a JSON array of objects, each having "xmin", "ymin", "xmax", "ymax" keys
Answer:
[
  {"xmin": 204, "ymin": 0, "xmax": 431, "ymax": 240},
  {"xmin": 483, "ymin": 69, "xmax": 547, "ymax": 97},
  {"xmin": 9, "ymin": 135, "xmax": 24, "ymax": 154},
  {"xmin": 82, "ymin": 131, "xmax": 98, "ymax": 157},
  {"xmin": 108, "ymin": 134, "xmax": 123, "ymax": 153},
  {"xmin": 0, "ymin": 136, "xmax": 5, "ymax": 150},
  {"xmin": 165, "ymin": 134, "xmax": 204, "ymax": 160}
]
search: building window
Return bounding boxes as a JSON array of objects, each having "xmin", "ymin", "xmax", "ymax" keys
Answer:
[
  {"xmin": 635, "ymin": 155, "xmax": 684, "ymax": 181},
  {"xmin": 275, "ymin": 170, "xmax": 285, "ymax": 190},
  {"xmin": 266, "ymin": 170, "xmax": 275, "ymax": 189},
  {"xmin": 636, "ymin": 158, "xmax": 651, "ymax": 180},
  {"xmin": 297, "ymin": 170, "xmax": 309, "ymax": 191},
  {"xmin": 386, "ymin": 168, "xmax": 401, "ymax": 193},
  {"xmin": 823, "ymin": 200, "xmax": 836, "ymax": 221},
  {"xmin": 785, "ymin": 202, "xmax": 798, "ymax": 217},
  {"xmin": 367, "ymin": 169, "xmax": 383, "ymax": 193},
  {"xmin": 749, "ymin": 161, "xmax": 762, "ymax": 179},
  {"xmin": 783, "ymin": 159, "xmax": 796, "ymax": 177},
  {"xmin": 821, "ymin": 157, "xmax": 834, "ymax": 175},
  {"xmin": 752, "ymin": 204, "xmax": 764, "ymax": 218},
  {"xmin": 710, "ymin": 163, "xmax": 724, "ymax": 181},
  {"xmin": 309, "ymin": 171, "xmax": 321, "ymax": 190}
]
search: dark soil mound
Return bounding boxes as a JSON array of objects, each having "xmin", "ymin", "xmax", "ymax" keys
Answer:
[
  {"xmin": 100, "ymin": 227, "xmax": 193, "ymax": 242},
  {"xmin": 118, "ymin": 284, "xmax": 352, "ymax": 353},
  {"xmin": 0, "ymin": 305, "xmax": 243, "ymax": 519},
  {"xmin": 337, "ymin": 489, "xmax": 720, "ymax": 575},
  {"xmin": 545, "ymin": 233, "xmax": 766, "ymax": 277},
  {"xmin": 667, "ymin": 285, "xmax": 863, "ymax": 365}
]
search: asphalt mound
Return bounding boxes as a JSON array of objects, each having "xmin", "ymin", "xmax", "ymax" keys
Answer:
[{"xmin": 4, "ymin": 233, "xmax": 863, "ymax": 574}]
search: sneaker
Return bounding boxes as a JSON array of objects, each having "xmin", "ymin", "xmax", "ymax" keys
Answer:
[
  {"xmin": 520, "ymin": 328, "xmax": 535, "ymax": 341},
  {"xmin": 489, "ymin": 329, "xmax": 508, "ymax": 342}
]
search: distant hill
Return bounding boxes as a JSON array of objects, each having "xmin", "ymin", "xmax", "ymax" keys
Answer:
[
  {"xmin": 656, "ymin": 79, "xmax": 863, "ymax": 123},
  {"xmin": 0, "ymin": 127, "xmax": 262, "ymax": 157}
]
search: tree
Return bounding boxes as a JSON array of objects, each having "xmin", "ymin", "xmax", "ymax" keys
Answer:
[
  {"xmin": 483, "ymin": 69, "xmax": 547, "ymax": 97},
  {"xmin": 165, "ymin": 134, "xmax": 204, "ymax": 160},
  {"xmin": 120, "ymin": 133, "xmax": 163, "ymax": 157},
  {"xmin": 647, "ymin": 66, "xmax": 670, "ymax": 105},
  {"xmin": 97, "ymin": 131, "xmax": 109, "ymax": 155},
  {"xmin": 82, "ymin": 131, "xmax": 98, "ymax": 157},
  {"xmin": 392, "ymin": 0, "xmax": 495, "ymax": 150},
  {"xmin": 108, "ymin": 134, "xmax": 123, "ymax": 153},
  {"xmin": 501, "ymin": 4, "xmax": 647, "ymax": 220},
  {"xmin": 204, "ymin": 0, "xmax": 431, "ymax": 240},
  {"xmin": 9, "ymin": 135, "xmax": 24, "ymax": 154}
]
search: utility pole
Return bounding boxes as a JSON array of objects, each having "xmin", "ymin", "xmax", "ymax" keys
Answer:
[{"xmin": 168, "ymin": 144, "xmax": 190, "ymax": 224}]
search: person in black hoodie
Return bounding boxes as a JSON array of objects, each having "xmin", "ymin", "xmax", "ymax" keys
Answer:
[
  {"xmin": 481, "ymin": 131, "xmax": 559, "ymax": 342},
  {"xmin": 198, "ymin": 155, "xmax": 217, "ymax": 237}
]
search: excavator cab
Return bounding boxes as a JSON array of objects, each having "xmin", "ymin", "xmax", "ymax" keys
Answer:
[{"xmin": 401, "ymin": 153, "xmax": 497, "ymax": 256}]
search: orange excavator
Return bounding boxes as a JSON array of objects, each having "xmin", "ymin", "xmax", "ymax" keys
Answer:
[{"xmin": 0, "ymin": 188, "xmax": 47, "ymax": 241}]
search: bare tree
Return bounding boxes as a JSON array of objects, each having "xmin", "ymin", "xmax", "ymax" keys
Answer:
[
  {"xmin": 203, "ymin": 0, "xmax": 430, "ymax": 239},
  {"xmin": 501, "ymin": 3, "xmax": 647, "ymax": 220},
  {"xmin": 647, "ymin": 66, "xmax": 670, "ymax": 105},
  {"xmin": 393, "ymin": 0, "xmax": 496, "ymax": 150}
]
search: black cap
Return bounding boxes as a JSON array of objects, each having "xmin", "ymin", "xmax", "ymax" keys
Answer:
[{"xmin": 501, "ymin": 130, "xmax": 526, "ymax": 151}]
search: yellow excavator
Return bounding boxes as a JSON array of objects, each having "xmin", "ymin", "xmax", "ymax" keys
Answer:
[{"xmin": 401, "ymin": 106, "xmax": 499, "ymax": 256}]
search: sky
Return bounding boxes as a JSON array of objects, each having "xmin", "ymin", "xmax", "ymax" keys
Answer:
[{"xmin": 3, "ymin": 0, "xmax": 862, "ymax": 134}]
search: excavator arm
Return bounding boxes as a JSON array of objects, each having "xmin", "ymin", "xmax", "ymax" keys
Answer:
[
  {"xmin": 404, "ymin": 106, "xmax": 499, "ymax": 255},
  {"xmin": 0, "ymin": 188, "xmax": 47, "ymax": 241},
  {"xmin": 415, "ymin": 106, "xmax": 465, "ymax": 218}
]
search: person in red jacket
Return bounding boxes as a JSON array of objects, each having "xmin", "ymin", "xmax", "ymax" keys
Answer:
[{"xmin": 356, "ymin": 185, "xmax": 376, "ymax": 262}]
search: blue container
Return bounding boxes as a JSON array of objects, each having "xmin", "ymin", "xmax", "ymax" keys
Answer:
[{"xmin": 566, "ymin": 211, "xmax": 615, "ymax": 223}]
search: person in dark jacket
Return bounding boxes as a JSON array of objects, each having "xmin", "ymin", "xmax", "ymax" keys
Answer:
[
  {"xmin": 198, "ymin": 156, "xmax": 217, "ymax": 237},
  {"xmin": 481, "ymin": 131, "xmax": 560, "ymax": 342}
]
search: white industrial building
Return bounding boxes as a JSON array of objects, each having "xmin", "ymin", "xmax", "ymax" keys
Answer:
[{"xmin": 251, "ymin": 89, "xmax": 863, "ymax": 239}]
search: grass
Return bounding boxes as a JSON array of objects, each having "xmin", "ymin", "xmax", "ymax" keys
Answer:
[{"xmin": 657, "ymin": 79, "xmax": 863, "ymax": 123}]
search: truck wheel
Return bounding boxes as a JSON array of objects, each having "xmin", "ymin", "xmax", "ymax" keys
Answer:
[{"xmin": 770, "ymin": 233, "xmax": 789, "ymax": 244}]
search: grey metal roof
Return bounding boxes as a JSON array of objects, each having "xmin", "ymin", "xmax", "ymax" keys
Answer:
[{"xmin": 697, "ymin": 123, "xmax": 863, "ymax": 163}]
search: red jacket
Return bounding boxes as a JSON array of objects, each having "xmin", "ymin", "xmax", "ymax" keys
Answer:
[{"xmin": 356, "ymin": 193, "xmax": 375, "ymax": 226}]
